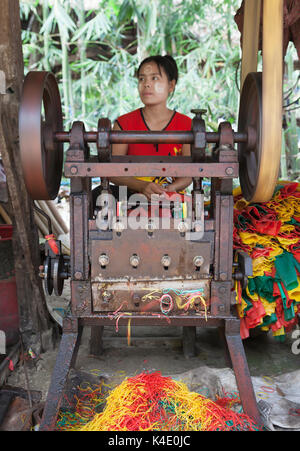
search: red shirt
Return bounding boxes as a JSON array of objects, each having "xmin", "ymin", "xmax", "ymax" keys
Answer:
[{"xmin": 116, "ymin": 108, "xmax": 192, "ymax": 157}]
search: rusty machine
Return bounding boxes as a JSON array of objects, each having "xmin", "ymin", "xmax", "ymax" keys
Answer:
[{"xmin": 18, "ymin": 0, "xmax": 284, "ymax": 431}]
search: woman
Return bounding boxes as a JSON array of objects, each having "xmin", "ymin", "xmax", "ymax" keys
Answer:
[{"xmin": 109, "ymin": 55, "xmax": 192, "ymax": 200}]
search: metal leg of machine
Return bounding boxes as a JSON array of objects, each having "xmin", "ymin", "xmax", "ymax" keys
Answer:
[
  {"xmin": 39, "ymin": 318, "xmax": 83, "ymax": 431},
  {"xmin": 224, "ymin": 318, "xmax": 263, "ymax": 428},
  {"xmin": 90, "ymin": 325, "xmax": 104, "ymax": 356},
  {"xmin": 182, "ymin": 326, "xmax": 197, "ymax": 358}
]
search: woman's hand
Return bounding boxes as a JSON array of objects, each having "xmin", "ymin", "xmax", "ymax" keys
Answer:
[
  {"xmin": 164, "ymin": 177, "xmax": 192, "ymax": 194},
  {"xmin": 141, "ymin": 182, "xmax": 168, "ymax": 200}
]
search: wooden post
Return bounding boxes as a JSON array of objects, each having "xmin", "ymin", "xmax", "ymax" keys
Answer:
[{"xmin": 0, "ymin": 0, "xmax": 54, "ymax": 352}]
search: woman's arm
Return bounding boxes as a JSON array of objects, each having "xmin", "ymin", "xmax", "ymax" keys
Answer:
[
  {"xmin": 109, "ymin": 122, "xmax": 167, "ymax": 199},
  {"xmin": 164, "ymin": 143, "xmax": 192, "ymax": 192}
]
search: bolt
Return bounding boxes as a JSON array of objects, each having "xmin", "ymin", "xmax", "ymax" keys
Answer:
[
  {"xmin": 70, "ymin": 165, "xmax": 78, "ymax": 175},
  {"xmin": 218, "ymin": 304, "xmax": 225, "ymax": 312},
  {"xmin": 194, "ymin": 221, "xmax": 203, "ymax": 232},
  {"xmin": 74, "ymin": 271, "xmax": 83, "ymax": 280},
  {"xmin": 130, "ymin": 254, "xmax": 140, "ymax": 268},
  {"xmin": 102, "ymin": 292, "xmax": 113, "ymax": 303},
  {"xmin": 74, "ymin": 197, "xmax": 82, "ymax": 206},
  {"xmin": 178, "ymin": 221, "xmax": 188, "ymax": 233},
  {"xmin": 219, "ymin": 272, "xmax": 227, "ymax": 281},
  {"xmin": 225, "ymin": 167, "xmax": 234, "ymax": 175},
  {"xmin": 193, "ymin": 256, "xmax": 204, "ymax": 267},
  {"xmin": 99, "ymin": 253, "xmax": 109, "ymax": 266},
  {"xmin": 132, "ymin": 293, "xmax": 141, "ymax": 307},
  {"xmin": 161, "ymin": 254, "xmax": 171, "ymax": 267}
]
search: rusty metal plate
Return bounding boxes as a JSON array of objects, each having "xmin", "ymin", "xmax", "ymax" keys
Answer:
[
  {"xmin": 92, "ymin": 278, "xmax": 210, "ymax": 313},
  {"xmin": 90, "ymin": 228, "xmax": 212, "ymax": 281}
]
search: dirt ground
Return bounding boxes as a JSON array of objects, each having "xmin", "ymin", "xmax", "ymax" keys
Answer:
[{"xmin": 7, "ymin": 277, "xmax": 300, "ymax": 403}]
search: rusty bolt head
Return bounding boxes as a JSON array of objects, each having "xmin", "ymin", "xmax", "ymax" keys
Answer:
[
  {"xmin": 74, "ymin": 271, "xmax": 83, "ymax": 280},
  {"xmin": 74, "ymin": 197, "xmax": 82, "ymax": 206},
  {"xmin": 193, "ymin": 255, "xmax": 204, "ymax": 267},
  {"xmin": 161, "ymin": 254, "xmax": 171, "ymax": 267},
  {"xmin": 177, "ymin": 221, "xmax": 188, "ymax": 233},
  {"xmin": 130, "ymin": 254, "xmax": 140, "ymax": 267},
  {"xmin": 102, "ymin": 291, "xmax": 113, "ymax": 303},
  {"xmin": 70, "ymin": 165, "xmax": 78, "ymax": 175},
  {"xmin": 132, "ymin": 293, "xmax": 141, "ymax": 307},
  {"xmin": 194, "ymin": 221, "xmax": 203, "ymax": 233},
  {"xmin": 225, "ymin": 167, "xmax": 234, "ymax": 175},
  {"xmin": 99, "ymin": 253, "xmax": 109, "ymax": 266}
]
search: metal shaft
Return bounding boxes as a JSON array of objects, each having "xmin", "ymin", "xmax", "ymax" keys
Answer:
[{"xmin": 54, "ymin": 130, "xmax": 248, "ymax": 144}]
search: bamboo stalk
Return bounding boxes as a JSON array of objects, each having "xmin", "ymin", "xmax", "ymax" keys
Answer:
[
  {"xmin": 33, "ymin": 212, "xmax": 49, "ymax": 237},
  {"xmin": 0, "ymin": 204, "xmax": 12, "ymax": 224},
  {"xmin": 34, "ymin": 201, "xmax": 54, "ymax": 235},
  {"xmin": 42, "ymin": 0, "xmax": 51, "ymax": 72},
  {"xmin": 78, "ymin": 0, "xmax": 86, "ymax": 118},
  {"xmin": 36, "ymin": 201, "xmax": 65, "ymax": 236},
  {"xmin": 45, "ymin": 200, "xmax": 69, "ymax": 234}
]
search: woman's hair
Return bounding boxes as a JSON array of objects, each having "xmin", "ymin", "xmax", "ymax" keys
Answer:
[{"xmin": 137, "ymin": 55, "xmax": 178, "ymax": 84}]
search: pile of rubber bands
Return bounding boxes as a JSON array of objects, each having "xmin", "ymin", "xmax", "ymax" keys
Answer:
[
  {"xmin": 56, "ymin": 372, "xmax": 261, "ymax": 431},
  {"xmin": 56, "ymin": 382, "xmax": 107, "ymax": 431},
  {"xmin": 233, "ymin": 181, "xmax": 300, "ymax": 340}
]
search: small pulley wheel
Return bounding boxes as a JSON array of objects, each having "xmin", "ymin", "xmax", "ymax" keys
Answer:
[
  {"xmin": 43, "ymin": 256, "xmax": 53, "ymax": 296},
  {"xmin": 53, "ymin": 255, "xmax": 65, "ymax": 296},
  {"xmin": 19, "ymin": 71, "xmax": 63, "ymax": 200}
]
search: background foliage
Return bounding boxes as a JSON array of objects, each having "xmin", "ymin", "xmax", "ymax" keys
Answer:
[{"xmin": 20, "ymin": 0, "xmax": 299, "ymax": 178}]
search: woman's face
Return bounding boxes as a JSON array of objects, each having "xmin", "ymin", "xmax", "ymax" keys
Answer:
[{"xmin": 137, "ymin": 61, "xmax": 175, "ymax": 107}]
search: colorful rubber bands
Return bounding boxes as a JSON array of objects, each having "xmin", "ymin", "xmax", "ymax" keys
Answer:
[
  {"xmin": 56, "ymin": 372, "xmax": 261, "ymax": 431},
  {"xmin": 233, "ymin": 181, "xmax": 300, "ymax": 340}
]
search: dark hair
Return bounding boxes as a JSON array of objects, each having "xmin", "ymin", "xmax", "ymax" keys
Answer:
[{"xmin": 137, "ymin": 55, "xmax": 178, "ymax": 84}]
